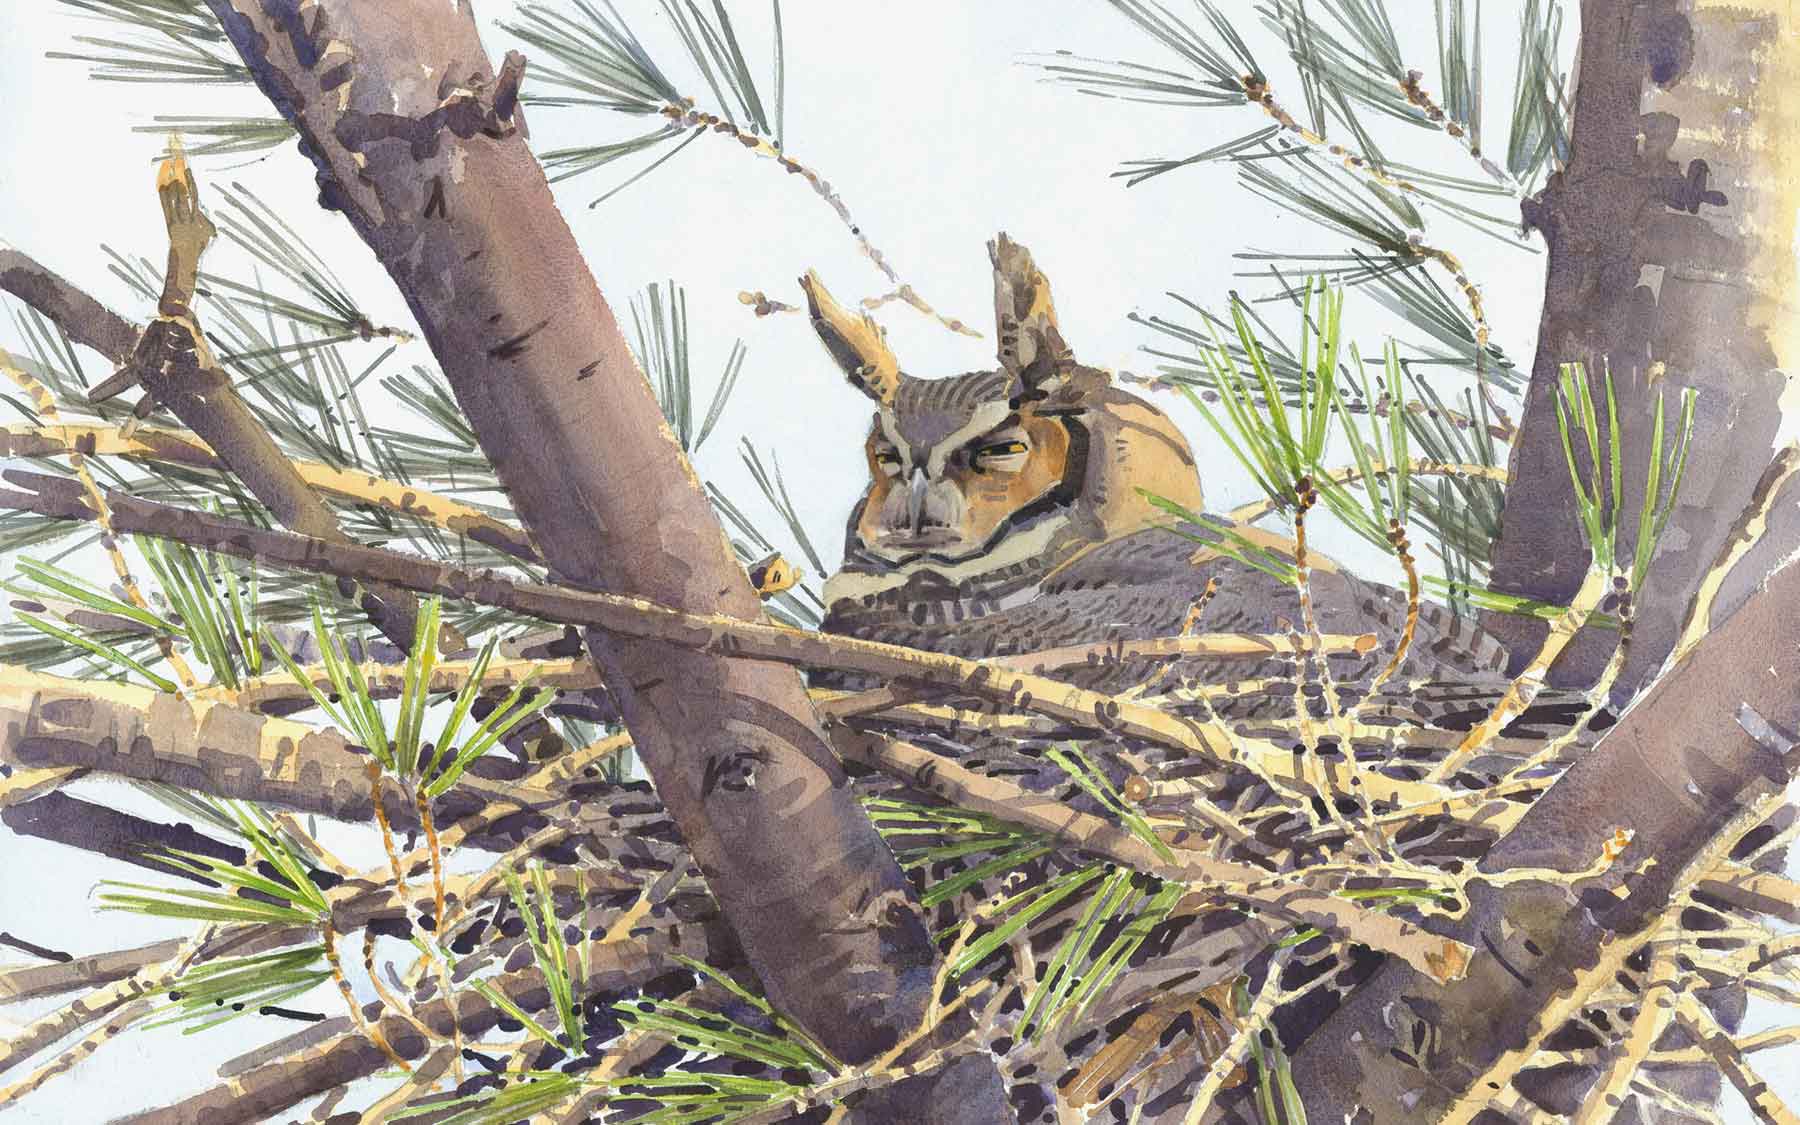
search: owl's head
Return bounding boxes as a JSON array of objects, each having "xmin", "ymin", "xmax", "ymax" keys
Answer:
[{"xmin": 805, "ymin": 234, "xmax": 1206, "ymax": 610}]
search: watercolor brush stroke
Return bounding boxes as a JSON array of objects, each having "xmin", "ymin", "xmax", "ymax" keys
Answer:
[{"xmin": 0, "ymin": 2, "xmax": 1797, "ymax": 1123}]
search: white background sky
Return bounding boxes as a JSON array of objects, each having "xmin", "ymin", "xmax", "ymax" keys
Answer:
[{"xmin": 0, "ymin": 2, "xmax": 1787, "ymax": 1122}]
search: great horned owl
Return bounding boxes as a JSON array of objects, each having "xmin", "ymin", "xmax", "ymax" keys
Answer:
[
  {"xmin": 800, "ymin": 239, "xmax": 1721, "ymax": 1125},
  {"xmin": 804, "ymin": 233, "xmax": 1511, "ymax": 712}
]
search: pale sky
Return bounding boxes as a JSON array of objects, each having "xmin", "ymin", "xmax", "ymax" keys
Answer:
[{"xmin": 0, "ymin": 2, "xmax": 1786, "ymax": 1122}]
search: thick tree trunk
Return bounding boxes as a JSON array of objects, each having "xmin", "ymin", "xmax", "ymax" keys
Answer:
[
  {"xmin": 1485, "ymin": 0, "xmax": 1799, "ymax": 697},
  {"xmin": 1287, "ymin": 546, "xmax": 1800, "ymax": 1122},
  {"xmin": 197, "ymin": 3, "xmax": 1008, "ymax": 1117},
  {"xmin": 1293, "ymin": 5, "xmax": 1800, "ymax": 1120}
]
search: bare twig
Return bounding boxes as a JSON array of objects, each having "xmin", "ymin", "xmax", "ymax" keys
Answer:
[
  {"xmin": 0, "ymin": 937, "xmax": 186, "ymax": 1005},
  {"xmin": 1224, "ymin": 459, "xmax": 1508, "ymax": 525},
  {"xmin": 1428, "ymin": 565, "xmax": 1610, "ymax": 781},
  {"xmin": 0, "ymin": 996, "xmax": 160, "ymax": 1105},
  {"xmin": 1398, "ymin": 70, "xmax": 1517, "ymax": 190},
  {"xmin": 235, "ymin": 629, "xmax": 1348, "ymax": 718},
  {"xmin": 1498, "ymin": 590, "xmax": 1633, "ymax": 786},
  {"xmin": 0, "ymin": 766, "xmax": 83, "ymax": 808},
  {"xmin": 1180, "ymin": 949, "xmax": 1297, "ymax": 1125},
  {"xmin": 324, "ymin": 921, "xmax": 409, "ymax": 1072},
  {"xmin": 415, "ymin": 788, "xmax": 446, "ymax": 927},
  {"xmin": 368, "ymin": 763, "xmax": 408, "ymax": 898},
  {"xmin": 0, "ymin": 423, "xmax": 541, "ymax": 564},
  {"xmin": 1673, "ymin": 991, "xmax": 1800, "ymax": 1125},
  {"xmin": 0, "ymin": 351, "xmax": 199, "ymax": 692},
  {"xmin": 1651, "ymin": 1025, "xmax": 1800, "ymax": 1067},
  {"xmin": 833, "ymin": 728, "xmax": 1473, "ymax": 982},
  {"xmin": 0, "ymin": 478, "xmax": 1453, "ymax": 807},
  {"xmin": 0, "ymin": 924, "xmax": 225, "ymax": 1079},
  {"xmin": 1368, "ymin": 520, "xmax": 1419, "ymax": 699},
  {"xmin": 360, "ymin": 927, "xmax": 436, "ymax": 1063},
  {"xmin": 655, "ymin": 101, "xmax": 976, "ymax": 337},
  {"xmin": 1290, "ymin": 478, "xmax": 1352, "ymax": 816},
  {"xmin": 737, "ymin": 288, "xmax": 801, "ymax": 317},
  {"xmin": 1068, "ymin": 977, "xmax": 1242, "ymax": 1113}
]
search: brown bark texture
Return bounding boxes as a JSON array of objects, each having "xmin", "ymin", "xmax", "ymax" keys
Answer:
[
  {"xmin": 195, "ymin": 3, "xmax": 1007, "ymax": 1117},
  {"xmin": 0, "ymin": 247, "xmax": 422, "ymax": 649},
  {"xmin": 1288, "ymin": 547, "xmax": 1800, "ymax": 1121},
  {"xmin": 1486, "ymin": 0, "xmax": 1798, "ymax": 697},
  {"xmin": 1294, "ymin": 4, "xmax": 1800, "ymax": 1118}
]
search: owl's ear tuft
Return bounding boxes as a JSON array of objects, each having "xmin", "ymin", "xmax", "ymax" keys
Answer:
[
  {"xmin": 990, "ymin": 232, "xmax": 1074, "ymax": 398},
  {"xmin": 799, "ymin": 270, "xmax": 901, "ymax": 406}
]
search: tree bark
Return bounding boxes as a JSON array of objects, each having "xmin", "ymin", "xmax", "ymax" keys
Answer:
[
  {"xmin": 1485, "ymin": 0, "xmax": 1800, "ymax": 697},
  {"xmin": 0, "ymin": 248, "xmax": 422, "ymax": 650},
  {"xmin": 0, "ymin": 663, "xmax": 612, "ymax": 836},
  {"xmin": 117, "ymin": 921, "xmax": 723, "ymax": 1125},
  {"xmin": 1287, "ymin": 547, "xmax": 1800, "ymax": 1122},
  {"xmin": 0, "ymin": 422, "xmax": 540, "ymax": 564},
  {"xmin": 195, "ymin": 2, "xmax": 1008, "ymax": 1116},
  {"xmin": 0, "ymin": 468, "xmax": 1450, "ymax": 808}
]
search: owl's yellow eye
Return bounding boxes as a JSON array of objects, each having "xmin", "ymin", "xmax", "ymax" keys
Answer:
[
  {"xmin": 873, "ymin": 447, "xmax": 903, "ymax": 476},
  {"xmin": 972, "ymin": 439, "xmax": 1029, "ymax": 470}
]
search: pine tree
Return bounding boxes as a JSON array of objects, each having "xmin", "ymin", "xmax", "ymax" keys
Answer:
[{"xmin": 1, "ymin": 3, "xmax": 1798, "ymax": 1124}]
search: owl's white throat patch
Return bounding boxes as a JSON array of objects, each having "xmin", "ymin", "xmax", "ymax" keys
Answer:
[{"xmin": 823, "ymin": 511, "xmax": 1074, "ymax": 606}]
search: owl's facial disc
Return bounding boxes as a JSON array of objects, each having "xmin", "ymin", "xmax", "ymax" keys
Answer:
[{"xmin": 857, "ymin": 404, "xmax": 1072, "ymax": 567}]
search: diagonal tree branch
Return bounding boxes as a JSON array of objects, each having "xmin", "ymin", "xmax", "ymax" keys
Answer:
[
  {"xmin": 1288, "ymin": 537, "xmax": 1800, "ymax": 1121},
  {"xmin": 0, "ymin": 233, "xmax": 425, "ymax": 650},
  {"xmin": 0, "ymin": 422, "xmax": 540, "ymax": 564},
  {"xmin": 0, "ymin": 249, "xmax": 138, "ymax": 363},
  {"xmin": 0, "ymin": 935, "xmax": 186, "ymax": 1005},
  {"xmin": 112, "ymin": 917, "xmax": 723, "ymax": 1125},
  {"xmin": 191, "ymin": 6, "xmax": 1010, "ymax": 1116},
  {"xmin": 0, "ymin": 924, "xmax": 228, "ymax": 1083},
  {"xmin": 0, "ymin": 664, "xmax": 594, "ymax": 834},
  {"xmin": 222, "ymin": 630, "xmax": 1366, "ymax": 717}
]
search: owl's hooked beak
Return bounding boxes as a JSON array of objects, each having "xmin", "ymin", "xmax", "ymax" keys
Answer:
[
  {"xmin": 870, "ymin": 466, "xmax": 961, "ymax": 554},
  {"xmin": 906, "ymin": 468, "xmax": 931, "ymax": 534}
]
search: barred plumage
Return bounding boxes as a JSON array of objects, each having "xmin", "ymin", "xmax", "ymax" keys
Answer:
[{"xmin": 799, "ymin": 235, "xmax": 1749, "ymax": 1124}]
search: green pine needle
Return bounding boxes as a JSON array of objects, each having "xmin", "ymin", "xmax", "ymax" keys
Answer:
[
  {"xmin": 1506, "ymin": 0, "xmax": 1571, "ymax": 185},
  {"xmin": 1046, "ymin": 743, "xmax": 1174, "ymax": 862},
  {"xmin": 151, "ymin": 946, "xmax": 329, "ymax": 1034},
  {"xmin": 15, "ymin": 611, "xmax": 178, "ymax": 693},
  {"xmin": 389, "ymin": 1072, "xmax": 582, "ymax": 1125},
  {"xmin": 100, "ymin": 802, "xmax": 327, "ymax": 926},
  {"xmin": 630, "ymin": 280, "xmax": 747, "ymax": 455},
  {"xmin": 504, "ymin": 0, "xmax": 786, "ymax": 204}
]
